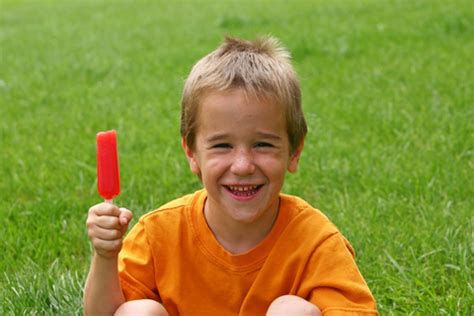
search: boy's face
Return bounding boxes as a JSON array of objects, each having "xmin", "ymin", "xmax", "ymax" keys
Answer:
[{"xmin": 183, "ymin": 88, "xmax": 303, "ymax": 226}]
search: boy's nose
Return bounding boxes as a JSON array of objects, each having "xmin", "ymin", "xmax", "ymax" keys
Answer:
[{"xmin": 230, "ymin": 150, "xmax": 256, "ymax": 176}]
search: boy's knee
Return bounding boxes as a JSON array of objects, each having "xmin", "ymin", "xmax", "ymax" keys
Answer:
[
  {"xmin": 114, "ymin": 299, "xmax": 169, "ymax": 316},
  {"xmin": 266, "ymin": 295, "xmax": 321, "ymax": 316}
]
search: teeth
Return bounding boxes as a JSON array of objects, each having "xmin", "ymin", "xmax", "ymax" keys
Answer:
[{"xmin": 228, "ymin": 185, "xmax": 258, "ymax": 192}]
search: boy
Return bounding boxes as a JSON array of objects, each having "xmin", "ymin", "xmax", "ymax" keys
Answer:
[{"xmin": 84, "ymin": 36, "xmax": 378, "ymax": 316}]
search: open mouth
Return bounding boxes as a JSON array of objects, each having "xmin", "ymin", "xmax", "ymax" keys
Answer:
[{"xmin": 224, "ymin": 184, "xmax": 263, "ymax": 197}]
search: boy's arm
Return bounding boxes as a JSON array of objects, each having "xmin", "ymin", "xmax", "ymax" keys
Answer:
[
  {"xmin": 83, "ymin": 202, "xmax": 132, "ymax": 316},
  {"xmin": 84, "ymin": 255, "xmax": 124, "ymax": 315},
  {"xmin": 305, "ymin": 233, "xmax": 378, "ymax": 314}
]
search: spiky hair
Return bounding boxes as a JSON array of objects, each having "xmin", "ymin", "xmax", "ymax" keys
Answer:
[{"xmin": 181, "ymin": 36, "xmax": 306, "ymax": 153}]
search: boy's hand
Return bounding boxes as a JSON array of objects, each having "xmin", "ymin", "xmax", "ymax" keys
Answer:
[{"xmin": 86, "ymin": 202, "xmax": 133, "ymax": 259}]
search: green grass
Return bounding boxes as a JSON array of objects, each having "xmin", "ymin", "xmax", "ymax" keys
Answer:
[{"xmin": 1, "ymin": 0, "xmax": 472, "ymax": 314}]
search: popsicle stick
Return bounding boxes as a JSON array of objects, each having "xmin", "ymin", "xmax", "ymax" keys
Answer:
[{"xmin": 105, "ymin": 199, "xmax": 113, "ymax": 204}]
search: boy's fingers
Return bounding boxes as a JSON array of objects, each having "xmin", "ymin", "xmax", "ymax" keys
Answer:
[
  {"xmin": 91, "ymin": 237, "xmax": 123, "ymax": 252},
  {"xmin": 119, "ymin": 208, "xmax": 133, "ymax": 226},
  {"xmin": 95, "ymin": 215, "xmax": 121, "ymax": 229},
  {"xmin": 90, "ymin": 226, "xmax": 123, "ymax": 241},
  {"xmin": 89, "ymin": 202, "xmax": 121, "ymax": 217}
]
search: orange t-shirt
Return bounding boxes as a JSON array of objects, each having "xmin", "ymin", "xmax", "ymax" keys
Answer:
[{"xmin": 118, "ymin": 190, "xmax": 378, "ymax": 315}]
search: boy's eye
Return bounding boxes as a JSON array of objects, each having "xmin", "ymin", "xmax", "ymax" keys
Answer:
[
  {"xmin": 255, "ymin": 142, "xmax": 273, "ymax": 148},
  {"xmin": 212, "ymin": 143, "xmax": 231, "ymax": 149}
]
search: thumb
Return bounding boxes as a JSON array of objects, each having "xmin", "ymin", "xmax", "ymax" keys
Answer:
[{"xmin": 118, "ymin": 208, "xmax": 133, "ymax": 226}]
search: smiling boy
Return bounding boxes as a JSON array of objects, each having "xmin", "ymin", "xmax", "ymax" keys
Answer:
[
  {"xmin": 84, "ymin": 36, "xmax": 378, "ymax": 315},
  {"xmin": 184, "ymin": 88, "xmax": 298, "ymax": 255}
]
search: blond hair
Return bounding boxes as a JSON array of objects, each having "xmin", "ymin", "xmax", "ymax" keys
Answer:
[{"xmin": 180, "ymin": 36, "xmax": 307, "ymax": 153}]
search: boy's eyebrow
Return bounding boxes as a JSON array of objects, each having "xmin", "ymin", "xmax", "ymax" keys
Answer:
[
  {"xmin": 256, "ymin": 132, "xmax": 282, "ymax": 141},
  {"xmin": 205, "ymin": 132, "xmax": 283, "ymax": 142},
  {"xmin": 205, "ymin": 133, "xmax": 229, "ymax": 143}
]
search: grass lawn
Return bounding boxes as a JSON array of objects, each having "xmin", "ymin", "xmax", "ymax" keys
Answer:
[{"xmin": 1, "ymin": 0, "xmax": 472, "ymax": 314}]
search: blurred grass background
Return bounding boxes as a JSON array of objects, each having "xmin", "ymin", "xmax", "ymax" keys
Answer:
[{"xmin": 0, "ymin": 0, "xmax": 472, "ymax": 314}]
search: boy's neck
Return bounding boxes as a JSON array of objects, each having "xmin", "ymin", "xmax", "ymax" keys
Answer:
[{"xmin": 203, "ymin": 199, "xmax": 280, "ymax": 255}]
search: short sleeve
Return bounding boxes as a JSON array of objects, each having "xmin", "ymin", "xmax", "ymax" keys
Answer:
[
  {"xmin": 303, "ymin": 233, "xmax": 378, "ymax": 315},
  {"xmin": 118, "ymin": 220, "xmax": 161, "ymax": 301}
]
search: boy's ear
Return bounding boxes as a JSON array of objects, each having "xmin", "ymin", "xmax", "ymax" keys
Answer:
[
  {"xmin": 181, "ymin": 137, "xmax": 201, "ymax": 175},
  {"xmin": 288, "ymin": 139, "xmax": 304, "ymax": 173}
]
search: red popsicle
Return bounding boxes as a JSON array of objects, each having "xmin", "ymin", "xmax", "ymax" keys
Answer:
[{"xmin": 96, "ymin": 130, "xmax": 121, "ymax": 202}]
